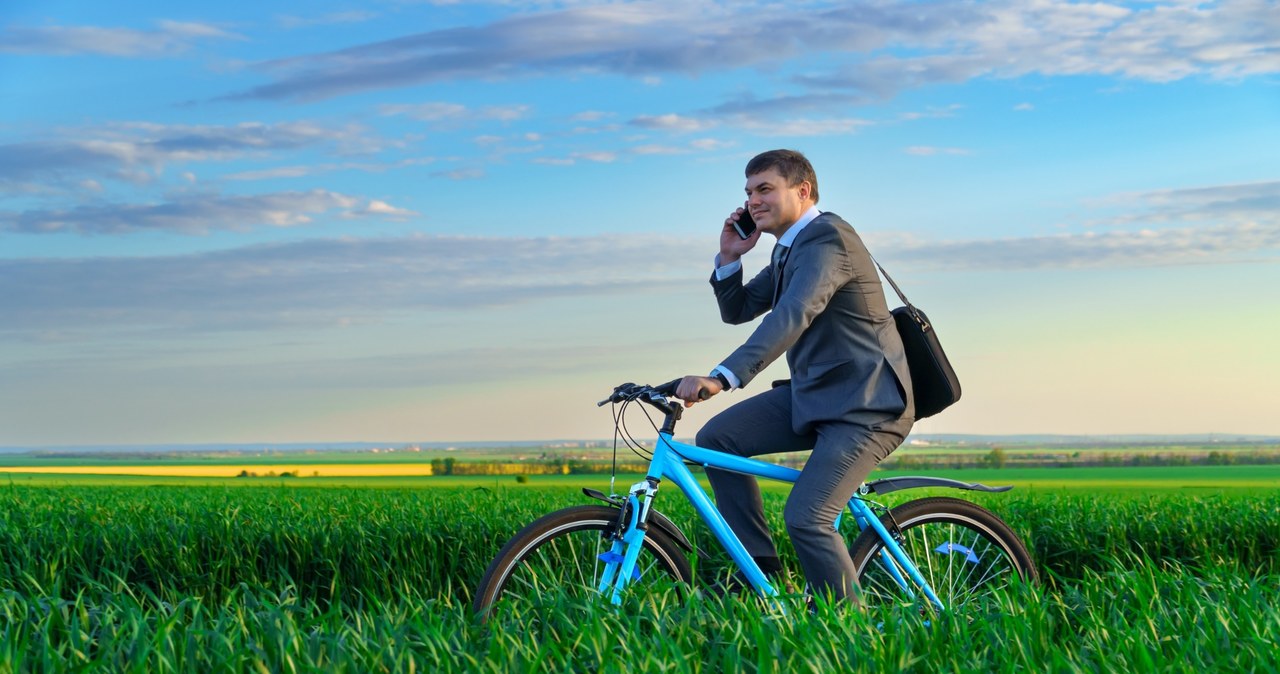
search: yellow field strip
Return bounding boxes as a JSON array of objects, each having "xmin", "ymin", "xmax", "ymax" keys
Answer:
[{"xmin": 0, "ymin": 464, "xmax": 433, "ymax": 478}]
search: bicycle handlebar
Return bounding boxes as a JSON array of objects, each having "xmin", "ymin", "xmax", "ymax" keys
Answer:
[{"xmin": 596, "ymin": 378, "xmax": 708, "ymax": 412}]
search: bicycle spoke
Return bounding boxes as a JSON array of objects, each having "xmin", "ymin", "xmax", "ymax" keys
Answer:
[{"xmin": 852, "ymin": 503, "xmax": 1033, "ymax": 618}]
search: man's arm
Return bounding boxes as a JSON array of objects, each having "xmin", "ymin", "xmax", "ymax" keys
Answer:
[
  {"xmin": 711, "ymin": 264, "xmax": 776, "ymax": 325},
  {"xmin": 720, "ymin": 220, "xmax": 852, "ymax": 388}
]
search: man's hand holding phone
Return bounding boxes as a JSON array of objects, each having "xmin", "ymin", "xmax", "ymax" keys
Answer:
[{"xmin": 719, "ymin": 203, "xmax": 760, "ymax": 266}]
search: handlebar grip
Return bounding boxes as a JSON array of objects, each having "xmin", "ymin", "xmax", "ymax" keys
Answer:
[{"xmin": 653, "ymin": 378, "xmax": 682, "ymax": 396}]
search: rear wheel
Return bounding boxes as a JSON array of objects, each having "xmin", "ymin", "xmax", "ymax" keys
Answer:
[
  {"xmin": 848, "ymin": 497, "xmax": 1038, "ymax": 614},
  {"xmin": 473, "ymin": 505, "xmax": 692, "ymax": 620}
]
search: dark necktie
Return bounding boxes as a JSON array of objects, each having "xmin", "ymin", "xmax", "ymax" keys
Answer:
[
  {"xmin": 771, "ymin": 243, "xmax": 787, "ymax": 269},
  {"xmin": 771, "ymin": 243, "xmax": 789, "ymax": 305}
]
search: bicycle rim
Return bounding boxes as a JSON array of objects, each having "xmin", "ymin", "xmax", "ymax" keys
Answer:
[
  {"xmin": 850, "ymin": 499, "xmax": 1035, "ymax": 616},
  {"xmin": 474, "ymin": 507, "xmax": 689, "ymax": 621}
]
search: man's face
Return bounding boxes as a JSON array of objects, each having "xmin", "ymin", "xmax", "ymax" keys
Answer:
[{"xmin": 745, "ymin": 168, "xmax": 812, "ymax": 237}]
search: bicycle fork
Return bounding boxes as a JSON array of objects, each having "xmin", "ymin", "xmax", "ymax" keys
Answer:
[{"xmin": 597, "ymin": 478, "xmax": 659, "ymax": 604}]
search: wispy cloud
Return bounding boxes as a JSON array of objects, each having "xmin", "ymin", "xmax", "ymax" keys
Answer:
[
  {"xmin": 0, "ymin": 234, "xmax": 709, "ymax": 339},
  {"xmin": 220, "ymin": 157, "xmax": 438, "ymax": 181},
  {"xmin": 1102, "ymin": 180, "xmax": 1280, "ymax": 228},
  {"xmin": 632, "ymin": 110, "xmax": 873, "ymax": 137},
  {"xmin": 887, "ymin": 181, "xmax": 1280, "ymax": 270},
  {"xmin": 0, "ymin": 190, "xmax": 417, "ymax": 235},
  {"xmin": 630, "ymin": 114, "xmax": 719, "ymax": 133},
  {"xmin": 793, "ymin": 0, "xmax": 1280, "ymax": 98},
  {"xmin": 0, "ymin": 121, "xmax": 379, "ymax": 192},
  {"xmin": 0, "ymin": 20, "xmax": 243, "ymax": 56},
  {"xmin": 276, "ymin": 12, "xmax": 379, "ymax": 29},
  {"xmin": 220, "ymin": 0, "xmax": 1280, "ymax": 104},
  {"xmin": 223, "ymin": 3, "xmax": 746, "ymax": 101},
  {"xmin": 431, "ymin": 167, "xmax": 486, "ymax": 180},
  {"xmin": 6, "ymin": 179, "xmax": 1278, "ymax": 342},
  {"xmin": 380, "ymin": 102, "xmax": 532, "ymax": 125},
  {"xmin": 887, "ymin": 221, "xmax": 1280, "ymax": 271}
]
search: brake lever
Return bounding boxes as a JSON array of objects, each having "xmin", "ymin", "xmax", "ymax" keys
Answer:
[{"xmin": 597, "ymin": 382, "xmax": 637, "ymax": 407}]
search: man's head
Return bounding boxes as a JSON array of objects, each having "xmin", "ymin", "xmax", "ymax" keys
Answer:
[{"xmin": 744, "ymin": 149, "xmax": 819, "ymax": 237}]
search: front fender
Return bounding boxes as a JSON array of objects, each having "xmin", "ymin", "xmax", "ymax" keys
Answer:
[{"xmin": 582, "ymin": 488, "xmax": 694, "ymax": 553}]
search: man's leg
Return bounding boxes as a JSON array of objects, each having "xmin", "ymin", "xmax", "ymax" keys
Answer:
[
  {"xmin": 783, "ymin": 416, "xmax": 913, "ymax": 602},
  {"xmin": 696, "ymin": 385, "xmax": 815, "ymax": 564}
]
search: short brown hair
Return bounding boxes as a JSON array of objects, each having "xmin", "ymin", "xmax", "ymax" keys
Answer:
[{"xmin": 745, "ymin": 149, "xmax": 819, "ymax": 203}]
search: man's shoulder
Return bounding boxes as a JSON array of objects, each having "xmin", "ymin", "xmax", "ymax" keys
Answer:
[{"xmin": 795, "ymin": 212, "xmax": 853, "ymax": 246}]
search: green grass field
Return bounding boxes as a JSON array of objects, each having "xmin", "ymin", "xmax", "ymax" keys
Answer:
[
  {"xmin": 5, "ymin": 463, "xmax": 1279, "ymax": 493},
  {"xmin": 0, "ymin": 469, "xmax": 1276, "ymax": 671}
]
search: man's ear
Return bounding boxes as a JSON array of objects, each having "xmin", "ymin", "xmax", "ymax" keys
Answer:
[{"xmin": 798, "ymin": 180, "xmax": 813, "ymax": 202}]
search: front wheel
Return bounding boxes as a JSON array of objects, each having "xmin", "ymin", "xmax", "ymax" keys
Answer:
[
  {"xmin": 848, "ymin": 497, "xmax": 1038, "ymax": 614},
  {"xmin": 472, "ymin": 505, "xmax": 692, "ymax": 620}
]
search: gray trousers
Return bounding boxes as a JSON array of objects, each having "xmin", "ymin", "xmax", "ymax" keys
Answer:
[{"xmin": 696, "ymin": 384, "xmax": 912, "ymax": 601}]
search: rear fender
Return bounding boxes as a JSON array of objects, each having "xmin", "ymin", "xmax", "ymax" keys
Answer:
[{"xmin": 863, "ymin": 476, "xmax": 1013, "ymax": 495}]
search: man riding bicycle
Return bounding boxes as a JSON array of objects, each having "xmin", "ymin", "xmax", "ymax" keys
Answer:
[{"xmin": 674, "ymin": 149, "xmax": 915, "ymax": 604}]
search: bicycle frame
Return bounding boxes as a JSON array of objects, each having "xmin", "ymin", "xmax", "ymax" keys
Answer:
[{"xmin": 598, "ymin": 430, "xmax": 946, "ymax": 610}]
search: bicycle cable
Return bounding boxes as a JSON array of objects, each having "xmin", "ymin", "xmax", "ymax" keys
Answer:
[
  {"xmin": 628, "ymin": 386, "xmax": 700, "ymax": 467},
  {"xmin": 609, "ymin": 397, "xmax": 626, "ymax": 497}
]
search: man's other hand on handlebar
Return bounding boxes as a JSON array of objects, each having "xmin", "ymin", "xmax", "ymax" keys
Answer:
[{"xmin": 675, "ymin": 375, "xmax": 723, "ymax": 408}]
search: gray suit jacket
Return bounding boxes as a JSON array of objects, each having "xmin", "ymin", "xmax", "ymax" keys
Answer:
[{"xmin": 712, "ymin": 212, "xmax": 914, "ymax": 433}]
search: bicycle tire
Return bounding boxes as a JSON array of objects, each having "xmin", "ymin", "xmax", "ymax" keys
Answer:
[
  {"xmin": 473, "ymin": 505, "xmax": 693, "ymax": 619},
  {"xmin": 847, "ymin": 497, "xmax": 1038, "ymax": 613}
]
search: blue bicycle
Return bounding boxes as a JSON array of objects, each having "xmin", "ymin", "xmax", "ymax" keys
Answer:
[{"xmin": 473, "ymin": 380, "xmax": 1038, "ymax": 617}]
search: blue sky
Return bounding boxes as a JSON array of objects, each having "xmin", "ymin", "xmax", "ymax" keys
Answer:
[{"xmin": 2, "ymin": 0, "xmax": 1277, "ymax": 446}]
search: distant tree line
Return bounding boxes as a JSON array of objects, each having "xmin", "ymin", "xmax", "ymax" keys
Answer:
[{"xmin": 880, "ymin": 448, "xmax": 1280, "ymax": 471}]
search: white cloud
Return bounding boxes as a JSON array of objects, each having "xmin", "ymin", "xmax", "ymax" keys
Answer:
[
  {"xmin": 0, "ymin": 121, "xmax": 379, "ymax": 190},
  {"xmin": 572, "ymin": 151, "xmax": 618, "ymax": 163},
  {"xmin": 630, "ymin": 114, "xmax": 719, "ymax": 133},
  {"xmin": 889, "ymin": 180, "xmax": 1280, "ymax": 270},
  {"xmin": 220, "ymin": 157, "xmax": 440, "ymax": 182},
  {"xmin": 431, "ymin": 167, "xmax": 486, "ymax": 180},
  {"xmin": 1102, "ymin": 180, "xmax": 1280, "ymax": 227},
  {"xmin": 222, "ymin": 0, "xmax": 1280, "ymax": 105},
  {"xmin": 0, "ymin": 190, "xmax": 416, "ymax": 235},
  {"xmin": 690, "ymin": 138, "xmax": 734, "ymax": 151},
  {"xmin": 0, "ymin": 20, "xmax": 243, "ymax": 56},
  {"xmin": 888, "ymin": 220, "xmax": 1280, "ymax": 271},
  {"xmin": 6, "ymin": 202, "xmax": 1277, "ymax": 344},
  {"xmin": 277, "ymin": 12, "xmax": 379, "ymax": 29},
  {"xmin": 222, "ymin": 166, "xmax": 315, "ymax": 181},
  {"xmin": 533, "ymin": 157, "xmax": 576, "ymax": 166},
  {"xmin": 631, "ymin": 144, "xmax": 688, "ymax": 155},
  {"xmin": 738, "ymin": 117, "xmax": 874, "ymax": 137},
  {"xmin": 380, "ymin": 102, "xmax": 469, "ymax": 121},
  {"xmin": 0, "ymin": 234, "xmax": 710, "ymax": 338},
  {"xmin": 899, "ymin": 104, "xmax": 965, "ymax": 120},
  {"xmin": 353, "ymin": 200, "xmax": 418, "ymax": 219}
]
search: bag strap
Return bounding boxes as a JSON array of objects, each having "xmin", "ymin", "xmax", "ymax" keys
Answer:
[{"xmin": 870, "ymin": 254, "xmax": 930, "ymax": 330}]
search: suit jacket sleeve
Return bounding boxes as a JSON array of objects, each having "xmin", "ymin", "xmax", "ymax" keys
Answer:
[
  {"xmin": 709, "ymin": 260, "xmax": 776, "ymax": 325},
  {"xmin": 717, "ymin": 222, "xmax": 852, "ymax": 387}
]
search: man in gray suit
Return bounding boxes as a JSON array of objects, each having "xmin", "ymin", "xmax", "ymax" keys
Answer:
[{"xmin": 674, "ymin": 149, "xmax": 914, "ymax": 604}]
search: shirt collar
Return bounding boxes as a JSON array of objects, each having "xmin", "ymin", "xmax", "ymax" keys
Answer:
[{"xmin": 777, "ymin": 205, "xmax": 821, "ymax": 248}]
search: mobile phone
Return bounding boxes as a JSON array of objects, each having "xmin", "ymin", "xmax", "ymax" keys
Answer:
[{"xmin": 732, "ymin": 207, "xmax": 757, "ymax": 240}]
